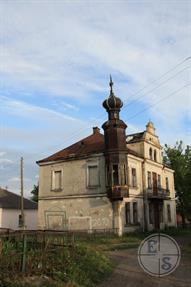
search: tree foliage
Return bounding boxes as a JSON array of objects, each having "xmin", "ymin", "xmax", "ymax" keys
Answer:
[
  {"xmin": 163, "ymin": 141, "xmax": 191, "ymax": 224},
  {"xmin": 30, "ymin": 184, "xmax": 39, "ymax": 202}
]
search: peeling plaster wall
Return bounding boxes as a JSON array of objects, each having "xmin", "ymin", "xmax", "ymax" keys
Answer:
[{"xmin": 38, "ymin": 196, "xmax": 113, "ymax": 230}]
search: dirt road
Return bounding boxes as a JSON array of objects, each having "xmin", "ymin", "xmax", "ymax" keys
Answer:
[{"xmin": 99, "ymin": 237, "xmax": 191, "ymax": 287}]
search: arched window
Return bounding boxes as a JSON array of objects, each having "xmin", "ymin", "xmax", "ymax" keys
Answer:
[
  {"xmin": 149, "ymin": 147, "xmax": 152, "ymax": 160},
  {"xmin": 154, "ymin": 150, "xmax": 157, "ymax": 162}
]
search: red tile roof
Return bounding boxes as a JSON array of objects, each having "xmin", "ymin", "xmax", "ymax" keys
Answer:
[
  {"xmin": 37, "ymin": 129, "xmax": 143, "ymax": 164},
  {"xmin": 37, "ymin": 130, "xmax": 105, "ymax": 164}
]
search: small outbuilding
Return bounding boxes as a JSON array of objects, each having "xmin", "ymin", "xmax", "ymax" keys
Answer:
[{"xmin": 0, "ymin": 187, "xmax": 38, "ymax": 230}]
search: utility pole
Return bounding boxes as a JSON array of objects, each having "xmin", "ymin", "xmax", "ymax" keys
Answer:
[
  {"xmin": 20, "ymin": 157, "xmax": 25, "ymax": 229},
  {"xmin": 20, "ymin": 157, "xmax": 27, "ymax": 273}
]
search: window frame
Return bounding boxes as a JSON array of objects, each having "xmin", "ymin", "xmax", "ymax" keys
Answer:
[
  {"xmin": 131, "ymin": 168, "xmax": 137, "ymax": 188},
  {"xmin": 167, "ymin": 204, "xmax": 172, "ymax": 222},
  {"xmin": 87, "ymin": 163, "xmax": 100, "ymax": 189},
  {"xmin": 125, "ymin": 202, "xmax": 131, "ymax": 225},
  {"xmin": 148, "ymin": 171, "xmax": 152, "ymax": 189},
  {"xmin": 149, "ymin": 147, "xmax": 153, "ymax": 160},
  {"xmin": 133, "ymin": 202, "xmax": 138, "ymax": 224},
  {"xmin": 51, "ymin": 169, "xmax": 63, "ymax": 192}
]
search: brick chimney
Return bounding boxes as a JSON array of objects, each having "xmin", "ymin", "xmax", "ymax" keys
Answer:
[{"xmin": 93, "ymin": 127, "xmax": 100, "ymax": 134}]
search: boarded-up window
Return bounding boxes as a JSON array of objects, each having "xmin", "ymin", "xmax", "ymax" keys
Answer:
[
  {"xmin": 133, "ymin": 202, "xmax": 138, "ymax": 224},
  {"xmin": 125, "ymin": 202, "xmax": 130, "ymax": 225},
  {"xmin": 54, "ymin": 170, "xmax": 62, "ymax": 190},
  {"xmin": 88, "ymin": 165, "xmax": 99, "ymax": 187}
]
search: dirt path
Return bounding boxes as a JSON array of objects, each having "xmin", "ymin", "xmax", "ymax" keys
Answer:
[{"xmin": 99, "ymin": 237, "xmax": 191, "ymax": 287}]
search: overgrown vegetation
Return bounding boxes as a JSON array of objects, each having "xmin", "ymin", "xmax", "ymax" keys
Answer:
[
  {"xmin": 0, "ymin": 240, "xmax": 112, "ymax": 287},
  {"xmin": 163, "ymin": 141, "xmax": 191, "ymax": 225}
]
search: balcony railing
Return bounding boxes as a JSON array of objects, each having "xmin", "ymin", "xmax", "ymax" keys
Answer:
[
  {"xmin": 147, "ymin": 187, "xmax": 170, "ymax": 199},
  {"xmin": 107, "ymin": 186, "xmax": 129, "ymax": 200}
]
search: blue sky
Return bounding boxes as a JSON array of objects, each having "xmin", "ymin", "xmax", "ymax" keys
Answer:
[{"xmin": 0, "ymin": 1, "xmax": 190, "ymax": 197}]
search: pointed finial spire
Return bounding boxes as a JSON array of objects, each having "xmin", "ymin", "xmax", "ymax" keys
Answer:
[{"xmin": 109, "ymin": 75, "xmax": 114, "ymax": 96}]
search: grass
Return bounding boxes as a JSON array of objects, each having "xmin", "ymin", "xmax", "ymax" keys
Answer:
[
  {"xmin": 1, "ymin": 227, "xmax": 191, "ymax": 286},
  {"xmin": 0, "ymin": 243, "xmax": 113, "ymax": 287}
]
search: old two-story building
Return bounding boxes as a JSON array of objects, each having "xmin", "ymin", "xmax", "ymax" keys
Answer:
[{"xmin": 37, "ymin": 79, "xmax": 176, "ymax": 235}]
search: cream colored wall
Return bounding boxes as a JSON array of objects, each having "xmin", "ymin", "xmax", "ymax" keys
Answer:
[
  {"xmin": 38, "ymin": 196, "xmax": 113, "ymax": 230},
  {"xmin": 144, "ymin": 141, "xmax": 162, "ymax": 164},
  {"xmin": 0, "ymin": 209, "xmax": 38, "ymax": 230},
  {"xmin": 126, "ymin": 141, "xmax": 144, "ymax": 156},
  {"xmin": 122, "ymin": 198, "xmax": 144, "ymax": 233},
  {"xmin": 128, "ymin": 155, "xmax": 143, "ymax": 196},
  {"xmin": 38, "ymin": 143, "xmax": 177, "ymax": 233},
  {"xmin": 39, "ymin": 154, "xmax": 106, "ymax": 199}
]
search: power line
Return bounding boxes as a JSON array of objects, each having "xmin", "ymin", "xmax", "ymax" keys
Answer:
[
  {"xmin": 122, "ymin": 63, "xmax": 191, "ymax": 112},
  {"xmin": 126, "ymin": 82, "xmax": 191, "ymax": 122},
  {"xmin": 47, "ymin": 56, "xmax": 191, "ymax": 151}
]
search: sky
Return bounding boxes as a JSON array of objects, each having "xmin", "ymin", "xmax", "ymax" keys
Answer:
[{"xmin": 0, "ymin": 1, "xmax": 190, "ymax": 197}]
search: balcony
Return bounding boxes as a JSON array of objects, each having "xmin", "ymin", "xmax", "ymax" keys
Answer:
[
  {"xmin": 107, "ymin": 186, "xmax": 129, "ymax": 200},
  {"xmin": 147, "ymin": 187, "xmax": 170, "ymax": 200}
]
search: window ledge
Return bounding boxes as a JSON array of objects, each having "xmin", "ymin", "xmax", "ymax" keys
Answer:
[
  {"xmin": 51, "ymin": 188, "xmax": 63, "ymax": 192},
  {"xmin": 87, "ymin": 185, "xmax": 100, "ymax": 189},
  {"xmin": 125, "ymin": 223, "xmax": 140, "ymax": 227}
]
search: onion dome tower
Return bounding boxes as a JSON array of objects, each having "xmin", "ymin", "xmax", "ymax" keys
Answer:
[{"xmin": 102, "ymin": 76, "xmax": 129, "ymax": 200}]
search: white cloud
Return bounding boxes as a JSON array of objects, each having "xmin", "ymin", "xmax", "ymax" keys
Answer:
[
  {"xmin": 0, "ymin": 158, "xmax": 13, "ymax": 164},
  {"xmin": 0, "ymin": 2, "xmax": 190, "ymax": 196},
  {"xmin": 0, "ymin": 152, "xmax": 6, "ymax": 157}
]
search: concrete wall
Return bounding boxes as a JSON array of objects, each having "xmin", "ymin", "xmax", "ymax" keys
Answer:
[{"xmin": 0, "ymin": 209, "xmax": 38, "ymax": 230}]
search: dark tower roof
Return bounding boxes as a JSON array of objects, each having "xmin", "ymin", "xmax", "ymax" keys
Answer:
[{"xmin": 103, "ymin": 76, "xmax": 123, "ymax": 111}]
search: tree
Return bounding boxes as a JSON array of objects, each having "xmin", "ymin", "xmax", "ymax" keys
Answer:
[
  {"xmin": 163, "ymin": 141, "xmax": 191, "ymax": 226},
  {"xmin": 31, "ymin": 184, "xmax": 39, "ymax": 202}
]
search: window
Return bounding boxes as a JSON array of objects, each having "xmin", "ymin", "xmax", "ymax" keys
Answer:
[
  {"xmin": 88, "ymin": 165, "xmax": 99, "ymax": 187},
  {"xmin": 52, "ymin": 170, "xmax": 62, "ymax": 190},
  {"xmin": 149, "ymin": 147, "xmax": 152, "ymax": 160},
  {"xmin": 159, "ymin": 204, "xmax": 163, "ymax": 223},
  {"xmin": 154, "ymin": 150, "xmax": 157, "ymax": 162},
  {"xmin": 121, "ymin": 165, "xmax": 127, "ymax": 185},
  {"xmin": 133, "ymin": 202, "xmax": 138, "ymax": 224},
  {"xmin": 158, "ymin": 175, "xmax": 161, "ymax": 188},
  {"xmin": 149, "ymin": 203, "xmax": 153, "ymax": 224},
  {"xmin": 132, "ymin": 168, "xmax": 137, "ymax": 187},
  {"xmin": 113, "ymin": 165, "xmax": 119, "ymax": 185},
  {"xmin": 125, "ymin": 202, "xmax": 130, "ymax": 225},
  {"xmin": 148, "ymin": 171, "xmax": 152, "ymax": 188},
  {"xmin": 167, "ymin": 204, "xmax": 171, "ymax": 222},
  {"xmin": 166, "ymin": 177, "xmax": 169, "ymax": 191}
]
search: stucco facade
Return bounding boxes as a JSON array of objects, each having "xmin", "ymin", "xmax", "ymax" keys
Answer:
[
  {"xmin": 38, "ymin": 125, "xmax": 176, "ymax": 234},
  {"xmin": 0, "ymin": 209, "xmax": 38, "ymax": 230},
  {"xmin": 37, "ymin": 81, "xmax": 176, "ymax": 235}
]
